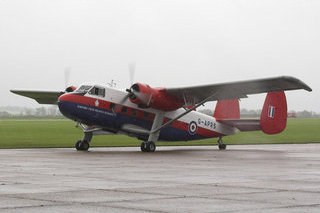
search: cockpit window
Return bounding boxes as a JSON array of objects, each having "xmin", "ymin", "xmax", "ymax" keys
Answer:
[
  {"xmin": 88, "ymin": 86, "xmax": 105, "ymax": 97},
  {"xmin": 76, "ymin": 85, "xmax": 92, "ymax": 93}
]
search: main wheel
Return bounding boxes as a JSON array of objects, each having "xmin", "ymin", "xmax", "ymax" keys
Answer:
[
  {"xmin": 218, "ymin": 144, "xmax": 227, "ymax": 150},
  {"xmin": 147, "ymin": 141, "xmax": 156, "ymax": 152},
  {"xmin": 140, "ymin": 142, "xmax": 147, "ymax": 152}
]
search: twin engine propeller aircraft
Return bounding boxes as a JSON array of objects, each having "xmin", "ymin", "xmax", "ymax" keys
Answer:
[{"xmin": 11, "ymin": 76, "xmax": 311, "ymax": 152}]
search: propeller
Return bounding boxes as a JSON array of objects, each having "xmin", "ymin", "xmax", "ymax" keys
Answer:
[
  {"xmin": 119, "ymin": 63, "xmax": 138, "ymax": 105},
  {"xmin": 120, "ymin": 63, "xmax": 151, "ymax": 106},
  {"xmin": 64, "ymin": 67, "xmax": 72, "ymax": 88},
  {"xmin": 64, "ymin": 67, "xmax": 77, "ymax": 93},
  {"xmin": 128, "ymin": 62, "xmax": 135, "ymax": 86},
  {"xmin": 120, "ymin": 84, "xmax": 139, "ymax": 105}
]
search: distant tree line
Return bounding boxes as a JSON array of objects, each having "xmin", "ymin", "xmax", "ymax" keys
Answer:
[
  {"xmin": 0, "ymin": 106, "xmax": 62, "ymax": 117},
  {"xmin": 0, "ymin": 106, "xmax": 319, "ymax": 118},
  {"xmin": 198, "ymin": 108, "xmax": 320, "ymax": 118}
]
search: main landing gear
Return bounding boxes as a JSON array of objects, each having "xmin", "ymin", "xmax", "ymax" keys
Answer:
[
  {"xmin": 217, "ymin": 137, "xmax": 227, "ymax": 150},
  {"xmin": 140, "ymin": 141, "xmax": 156, "ymax": 152},
  {"xmin": 139, "ymin": 111, "xmax": 164, "ymax": 153},
  {"xmin": 75, "ymin": 131, "xmax": 93, "ymax": 151}
]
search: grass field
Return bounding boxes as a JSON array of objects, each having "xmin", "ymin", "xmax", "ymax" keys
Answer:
[{"xmin": 0, "ymin": 117, "xmax": 319, "ymax": 149}]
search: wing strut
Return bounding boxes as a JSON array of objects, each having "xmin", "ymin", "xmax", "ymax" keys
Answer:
[
  {"xmin": 148, "ymin": 111, "xmax": 165, "ymax": 141},
  {"xmin": 151, "ymin": 92, "xmax": 218, "ymax": 134},
  {"xmin": 140, "ymin": 92, "xmax": 218, "ymax": 152}
]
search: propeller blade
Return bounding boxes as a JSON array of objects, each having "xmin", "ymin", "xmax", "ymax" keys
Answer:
[
  {"xmin": 64, "ymin": 67, "xmax": 71, "ymax": 88},
  {"xmin": 128, "ymin": 63, "xmax": 135, "ymax": 86},
  {"xmin": 119, "ymin": 93, "xmax": 130, "ymax": 105}
]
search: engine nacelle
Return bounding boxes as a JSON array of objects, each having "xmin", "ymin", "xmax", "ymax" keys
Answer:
[{"xmin": 129, "ymin": 83, "xmax": 184, "ymax": 111}]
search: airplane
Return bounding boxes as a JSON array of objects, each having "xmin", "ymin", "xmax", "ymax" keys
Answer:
[{"xmin": 10, "ymin": 76, "xmax": 312, "ymax": 152}]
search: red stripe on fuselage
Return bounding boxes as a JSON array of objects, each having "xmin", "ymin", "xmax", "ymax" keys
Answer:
[
  {"xmin": 59, "ymin": 94, "xmax": 223, "ymax": 138},
  {"xmin": 59, "ymin": 94, "xmax": 155, "ymax": 121}
]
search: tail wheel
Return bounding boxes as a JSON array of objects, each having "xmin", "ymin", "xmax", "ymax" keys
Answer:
[
  {"xmin": 218, "ymin": 144, "xmax": 226, "ymax": 150},
  {"xmin": 217, "ymin": 137, "xmax": 227, "ymax": 150}
]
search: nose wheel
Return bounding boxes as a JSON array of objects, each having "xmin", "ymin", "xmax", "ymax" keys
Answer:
[
  {"xmin": 75, "ymin": 140, "xmax": 90, "ymax": 151},
  {"xmin": 75, "ymin": 130, "xmax": 93, "ymax": 151},
  {"xmin": 141, "ymin": 141, "xmax": 156, "ymax": 152}
]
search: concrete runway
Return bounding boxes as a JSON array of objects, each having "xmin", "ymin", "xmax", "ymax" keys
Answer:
[{"xmin": 0, "ymin": 144, "xmax": 319, "ymax": 213}]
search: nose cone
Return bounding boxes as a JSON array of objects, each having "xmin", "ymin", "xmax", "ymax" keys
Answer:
[
  {"xmin": 58, "ymin": 94, "xmax": 76, "ymax": 120},
  {"xmin": 58, "ymin": 93, "xmax": 70, "ymax": 102}
]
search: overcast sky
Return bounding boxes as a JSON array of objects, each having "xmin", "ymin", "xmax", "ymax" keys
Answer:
[{"xmin": 0, "ymin": 0, "xmax": 319, "ymax": 112}]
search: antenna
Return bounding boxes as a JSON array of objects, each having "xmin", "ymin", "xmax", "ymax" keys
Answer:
[{"xmin": 107, "ymin": 79, "xmax": 117, "ymax": 88}]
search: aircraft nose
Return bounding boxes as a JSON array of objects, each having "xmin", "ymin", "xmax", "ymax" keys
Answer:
[
  {"xmin": 58, "ymin": 94, "xmax": 75, "ymax": 120},
  {"xmin": 58, "ymin": 93, "xmax": 68, "ymax": 109},
  {"xmin": 58, "ymin": 93, "xmax": 69, "ymax": 102}
]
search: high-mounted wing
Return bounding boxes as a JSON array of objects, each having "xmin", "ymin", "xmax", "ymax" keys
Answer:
[
  {"xmin": 163, "ymin": 76, "xmax": 312, "ymax": 104},
  {"xmin": 10, "ymin": 90, "xmax": 64, "ymax": 104}
]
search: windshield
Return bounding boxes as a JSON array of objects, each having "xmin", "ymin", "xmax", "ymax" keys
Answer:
[
  {"xmin": 88, "ymin": 86, "xmax": 105, "ymax": 97},
  {"xmin": 76, "ymin": 85, "xmax": 92, "ymax": 93}
]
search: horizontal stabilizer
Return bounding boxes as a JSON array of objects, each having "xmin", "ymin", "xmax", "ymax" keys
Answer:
[{"xmin": 219, "ymin": 119, "xmax": 261, "ymax": 132}]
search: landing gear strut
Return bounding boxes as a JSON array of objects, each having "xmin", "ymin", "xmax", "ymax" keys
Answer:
[
  {"xmin": 217, "ymin": 137, "xmax": 226, "ymax": 150},
  {"xmin": 140, "ymin": 141, "xmax": 156, "ymax": 152},
  {"xmin": 75, "ymin": 132, "xmax": 92, "ymax": 151},
  {"xmin": 139, "ymin": 111, "xmax": 164, "ymax": 153}
]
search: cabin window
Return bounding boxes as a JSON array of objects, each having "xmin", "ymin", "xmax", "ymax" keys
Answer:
[
  {"xmin": 132, "ymin": 109, "xmax": 137, "ymax": 116},
  {"xmin": 89, "ymin": 86, "xmax": 105, "ymax": 97},
  {"xmin": 109, "ymin": 103, "xmax": 115, "ymax": 110},
  {"xmin": 121, "ymin": 107, "xmax": 127, "ymax": 113}
]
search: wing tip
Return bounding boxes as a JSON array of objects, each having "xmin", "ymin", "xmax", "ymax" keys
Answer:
[
  {"xmin": 281, "ymin": 76, "xmax": 312, "ymax": 92},
  {"xmin": 10, "ymin": 89, "xmax": 21, "ymax": 95}
]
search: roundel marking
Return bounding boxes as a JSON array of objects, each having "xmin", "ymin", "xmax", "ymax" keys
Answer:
[{"xmin": 188, "ymin": 121, "xmax": 198, "ymax": 135}]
